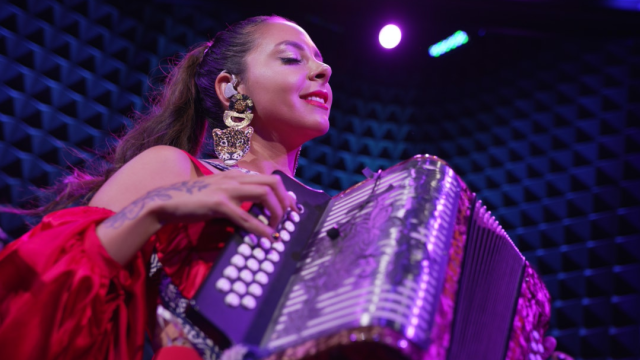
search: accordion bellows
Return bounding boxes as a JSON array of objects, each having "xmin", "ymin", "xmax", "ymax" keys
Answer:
[{"xmin": 188, "ymin": 155, "xmax": 551, "ymax": 360}]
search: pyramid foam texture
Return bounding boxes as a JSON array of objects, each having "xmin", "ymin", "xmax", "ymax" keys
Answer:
[{"xmin": 0, "ymin": 1, "xmax": 638, "ymax": 359}]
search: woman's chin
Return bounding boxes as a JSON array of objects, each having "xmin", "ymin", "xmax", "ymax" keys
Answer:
[
  {"xmin": 292, "ymin": 125, "xmax": 329, "ymax": 146},
  {"xmin": 298, "ymin": 116, "xmax": 330, "ymax": 135},
  {"xmin": 309, "ymin": 121, "xmax": 331, "ymax": 138}
]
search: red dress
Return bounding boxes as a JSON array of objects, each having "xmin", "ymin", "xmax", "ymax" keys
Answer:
[{"xmin": 0, "ymin": 153, "xmax": 233, "ymax": 360}]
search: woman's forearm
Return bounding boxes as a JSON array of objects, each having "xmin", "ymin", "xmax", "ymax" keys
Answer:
[
  {"xmin": 96, "ymin": 201, "xmax": 164, "ymax": 266},
  {"xmin": 93, "ymin": 178, "xmax": 216, "ymax": 265}
]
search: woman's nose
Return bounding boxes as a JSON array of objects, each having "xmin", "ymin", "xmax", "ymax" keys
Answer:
[{"xmin": 310, "ymin": 63, "xmax": 332, "ymax": 82}]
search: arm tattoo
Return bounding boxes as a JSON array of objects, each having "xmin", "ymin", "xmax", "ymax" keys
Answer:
[{"xmin": 101, "ymin": 180, "xmax": 210, "ymax": 229}]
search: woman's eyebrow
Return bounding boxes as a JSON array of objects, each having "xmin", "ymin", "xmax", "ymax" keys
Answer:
[{"xmin": 274, "ymin": 40, "xmax": 323, "ymax": 62}]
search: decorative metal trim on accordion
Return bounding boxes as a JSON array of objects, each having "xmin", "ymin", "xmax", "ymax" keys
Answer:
[{"xmin": 188, "ymin": 155, "xmax": 551, "ymax": 360}]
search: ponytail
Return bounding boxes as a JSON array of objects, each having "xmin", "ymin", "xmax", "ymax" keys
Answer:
[{"xmin": 113, "ymin": 43, "xmax": 209, "ymax": 168}]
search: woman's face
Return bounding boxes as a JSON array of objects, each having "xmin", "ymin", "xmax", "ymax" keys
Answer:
[{"xmin": 238, "ymin": 20, "xmax": 332, "ymax": 148}]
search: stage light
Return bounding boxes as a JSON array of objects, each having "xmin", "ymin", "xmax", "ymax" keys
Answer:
[
  {"xmin": 603, "ymin": 0, "xmax": 640, "ymax": 11},
  {"xmin": 428, "ymin": 30, "xmax": 469, "ymax": 57},
  {"xmin": 379, "ymin": 24, "xmax": 401, "ymax": 49}
]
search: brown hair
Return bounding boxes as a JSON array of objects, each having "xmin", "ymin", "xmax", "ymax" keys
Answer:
[{"xmin": 4, "ymin": 15, "xmax": 286, "ymax": 217}]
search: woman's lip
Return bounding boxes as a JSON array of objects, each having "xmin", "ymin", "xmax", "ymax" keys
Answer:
[
  {"xmin": 300, "ymin": 90, "xmax": 329, "ymax": 103},
  {"xmin": 303, "ymin": 98, "xmax": 329, "ymax": 110}
]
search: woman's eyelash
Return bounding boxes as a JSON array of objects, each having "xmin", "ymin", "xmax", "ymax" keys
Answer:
[{"xmin": 280, "ymin": 57, "xmax": 302, "ymax": 64}]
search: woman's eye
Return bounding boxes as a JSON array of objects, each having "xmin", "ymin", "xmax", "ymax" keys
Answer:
[{"xmin": 280, "ymin": 57, "xmax": 302, "ymax": 65}]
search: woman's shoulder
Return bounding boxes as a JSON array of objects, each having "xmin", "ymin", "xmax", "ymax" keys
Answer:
[
  {"xmin": 88, "ymin": 146, "xmax": 200, "ymax": 212},
  {"xmin": 136, "ymin": 145, "xmax": 193, "ymax": 160},
  {"xmin": 111, "ymin": 145, "xmax": 199, "ymax": 182}
]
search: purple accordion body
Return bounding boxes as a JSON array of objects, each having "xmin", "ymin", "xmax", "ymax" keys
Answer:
[{"xmin": 187, "ymin": 155, "xmax": 551, "ymax": 360}]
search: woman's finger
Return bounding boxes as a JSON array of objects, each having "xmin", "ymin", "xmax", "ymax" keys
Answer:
[
  {"xmin": 223, "ymin": 171, "xmax": 298, "ymax": 213},
  {"xmin": 214, "ymin": 197, "xmax": 276, "ymax": 240},
  {"xmin": 225, "ymin": 184, "xmax": 284, "ymax": 229},
  {"xmin": 234, "ymin": 174, "xmax": 297, "ymax": 217}
]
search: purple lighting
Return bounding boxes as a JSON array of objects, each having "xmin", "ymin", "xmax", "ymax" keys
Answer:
[{"xmin": 379, "ymin": 24, "xmax": 401, "ymax": 49}]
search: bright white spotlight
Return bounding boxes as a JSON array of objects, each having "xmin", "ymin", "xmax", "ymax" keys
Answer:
[{"xmin": 379, "ymin": 24, "xmax": 401, "ymax": 49}]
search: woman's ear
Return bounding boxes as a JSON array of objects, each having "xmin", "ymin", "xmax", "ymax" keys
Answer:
[{"xmin": 214, "ymin": 72, "xmax": 234, "ymax": 109}]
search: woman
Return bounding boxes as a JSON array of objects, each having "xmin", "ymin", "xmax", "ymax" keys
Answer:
[{"xmin": 0, "ymin": 15, "xmax": 330, "ymax": 360}]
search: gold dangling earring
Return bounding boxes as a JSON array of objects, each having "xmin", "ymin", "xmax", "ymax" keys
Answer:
[{"xmin": 212, "ymin": 75, "xmax": 255, "ymax": 166}]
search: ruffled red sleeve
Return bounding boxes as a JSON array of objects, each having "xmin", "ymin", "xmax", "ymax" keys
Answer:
[{"xmin": 0, "ymin": 206, "xmax": 150, "ymax": 360}]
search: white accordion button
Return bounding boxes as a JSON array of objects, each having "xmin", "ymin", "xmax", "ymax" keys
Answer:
[
  {"xmin": 288, "ymin": 191, "xmax": 297, "ymax": 200},
  {"xmin": 248, "ymin": 283, "xmax": 263, "ymax": 297},
  {"xmin": 239, "ymin": 269, "xmax": 253, "ymax": 283},
  {"xmin": 224, "ymin": 293, "xmax": 240, "ymax": 307},
  {"xmin": 241, "ymin": 295, "xmax": 257, "ymax": 310},
  {"xmin": 252, "ymin": 248, "xmax": 266, "ymax": 261},
  {"xmin": 266, "ymin": 250, "xmax": 280, "ymax": 263},
  {"xmin": 243, "ymin": 234, "xmax": 257, "ymax": 246},
  {"xmin": 261, "ymin": 260, "xmax": 274, "ymax": 273},
  {"xmin": 259, "ymin": 237, "xmax": 272, "ymax": 250},
  {"xmin": 279, "ymin": 230, "xmax": 291, "ymax": 242},
  {"xmin": 283, "ymin": 220, "xmax": 295, "ymax": 232},
  {"xmin": 246, "ymin": 258, "xmax": 260, "ymax": 272},
  {"xmin": 288, "ymin": 211, "xmax": 300, "ymax": 223},
  {"xmin": 272, "ymin": 241, "xmax": 285, "ymax": 252},
  {"xmin": 215, "ymin": 278, "xmax": 231, "ymax": 292},
  {"xmin": 254, "ymin": 271, "xmax": 269, "ymax": 285},
  {"xmin": 232, "ymin": 281, "xmax": 247, "ymax": 295},
  {"xmin": 237, "ymin": 243, "xmax": 252, "ymax": 257},
  {"xmin": 230, "ymin": 254, "xmax": 245, "ymax": 268},
  {"xmin": 223, "ymin": 265, "xmax": 239, "ymax": 280},
  {"xmin": 257, "ymin": 214, "xmax": 269, "ymax": 225}
]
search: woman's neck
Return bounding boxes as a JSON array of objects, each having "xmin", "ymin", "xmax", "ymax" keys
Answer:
[{"xmin": 235, "ymin": 135, "xmax": 299, "ymax": 177}]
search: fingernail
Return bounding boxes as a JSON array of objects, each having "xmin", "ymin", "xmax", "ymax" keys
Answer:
[{"xmin": 271, "ymin": 232, "xmax": 281, "ymax": 241}]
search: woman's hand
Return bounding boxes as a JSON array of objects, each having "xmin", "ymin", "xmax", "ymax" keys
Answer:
[
  {"xmin": 96, "ymin": 170, "xmax": 297, "ymax": 265},
  {"xmin": 137, "ymin": 170, "xmax": 295, "ymax": 235}
]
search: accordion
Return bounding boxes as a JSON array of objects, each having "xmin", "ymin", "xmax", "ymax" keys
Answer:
[{"xmin": 187, "ymin": 155, "xmax": 551, "ymax": 360}]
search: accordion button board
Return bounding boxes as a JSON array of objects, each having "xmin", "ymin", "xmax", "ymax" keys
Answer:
[{"xmin": 188, "ymin": 170, "xmax": 331, "ymax": 345}]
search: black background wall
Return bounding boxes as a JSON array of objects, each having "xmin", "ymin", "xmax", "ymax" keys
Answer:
[{"xmin": 0, "ymin": 0, "xmax": 638, "ymax": 358}]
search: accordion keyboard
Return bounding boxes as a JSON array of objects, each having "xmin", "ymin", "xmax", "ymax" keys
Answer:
[
  {"xmin": 214, "ymin": 192, "xmax": 303, "ymax": 310},
  {"xmin": 187, "ymin": 175, "xmax": 331, "ymax": 347}
]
